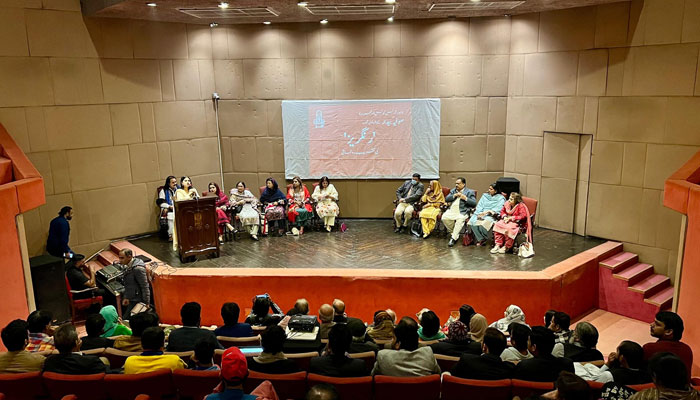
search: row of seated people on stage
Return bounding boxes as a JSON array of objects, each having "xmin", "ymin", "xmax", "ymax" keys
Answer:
[
  {"xmin": 157, "ymin": 175, "xmax": 341, "ymax": 245},
  {"xmin": 1, "ymin": 297, "xmax": 695, "ymax": 400},
  {"xmin": 393, "ymin": 173, "xmax": 533, "ymax": 254}
]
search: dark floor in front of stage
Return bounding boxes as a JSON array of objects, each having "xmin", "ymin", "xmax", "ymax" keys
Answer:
[{"xmin": 131, "ymin": 219, "xmax": 605, "ymax": 272}]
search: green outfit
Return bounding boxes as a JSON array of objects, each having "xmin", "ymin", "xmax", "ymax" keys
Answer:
[{"xmin": 100, "ymin": 306, "xmax": 132, "ymax": 337}]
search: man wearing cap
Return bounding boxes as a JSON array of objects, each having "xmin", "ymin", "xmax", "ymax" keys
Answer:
[
  {"xmin": 65, "ymin": 254, "xmax": 106, "ymax": 300},
  {"xmin": 205, "ymin": 347, "xmax": 277, "ymax": 400}
]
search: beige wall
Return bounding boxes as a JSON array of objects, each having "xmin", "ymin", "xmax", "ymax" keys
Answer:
[{"xmin": 1, "ymin": 0, "xmax": 699, "ymax": 283}]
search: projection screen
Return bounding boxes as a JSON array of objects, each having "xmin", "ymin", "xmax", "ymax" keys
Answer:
[{"xmin": 282, "ymin": 99, "xmax": 441, "ymax": 180}]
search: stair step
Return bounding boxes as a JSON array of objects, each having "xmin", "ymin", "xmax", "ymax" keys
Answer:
[
  {"xmin": 644, "ymin": 286, "xmax": 674, "ymax": 308},
  {"xmin": 629, "ymin": 274, "xmax": 670, "ymax": 296},
  {"xmin": 0, "ymin": 156, "xmax": 12, "ymax": 185},
  {"xmin": 600, "ymin": 252, "xmax": 638, "ymax": 272},
  {"xmin": 613, "ymin": 263, "xmax": 654, "ymax": 285}
]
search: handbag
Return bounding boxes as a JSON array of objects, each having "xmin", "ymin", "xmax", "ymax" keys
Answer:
[{"xmin": 518, "ymin": 241, "xmax": 535, "ymax": 258}]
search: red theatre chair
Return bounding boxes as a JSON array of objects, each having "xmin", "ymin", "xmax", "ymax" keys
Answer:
[
  {"xmin": 103, "ymin": 348, "xmax": 139, "ymax": 369},
  {"xmin": 434, "ymin": 354, "xmax": 460, "ymax": 373},
  {"xmin": 60, "ymin": 396, "xmax": 77, "ymax": 400},
  {"xmin": 104, "ymin": 369, "xmax": 175, "ymax": 400},
  {"xmin": 374, "ymin": 374, "xmax": 441, "ymax": 400},
  {"xmin": 0, "ymin": 371, "xmax": 46, "ymax": 400},
  {"xmin": 348, "ymin": 351, "xmax": 376, "ymax": 373},
  {"xmin": 244, "ymin": 371, "xmax": 307, "ymax": 400},
  {"xmin": 42, "ymin": 372, "xmax": 107, "ymax": 400},
  {"xmin": 628, "ymin": 383, "xmax": 655, "ymax": 392},
  {"xmin": 587, "ymin": 380, "xmax": 604, "ymax": 399},
  {"xmin": 216, "ymin": 335, "xmax": 261, "ymax": 348},
  {"xmin": 172, "ymin": 369, "xmax": 221, "ymax": 400},
  {"xmin": 441, "ymin": 375, "xmax": 512, "ymax": 400},
  {"xmin": 286, "ymin": 351, "xmax": 320, "ymax": 372},
  {"xmin": 511, "ymin": 379, "xmax": 554, "ymax": 399},
  {"xmin": 307, "ymin": 374, "xmax": 373, "ymax": 400},
  {"xmin": 65, "ymin": 276, "xmax": 103, "ymax": 323}
]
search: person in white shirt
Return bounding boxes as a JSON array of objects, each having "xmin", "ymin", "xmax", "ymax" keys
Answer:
[{"xmin": 372, "ymin": 316, "xmax": 441, "ymax": 377}]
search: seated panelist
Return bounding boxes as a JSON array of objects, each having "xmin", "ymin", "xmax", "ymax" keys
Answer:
[
  {"xmin": 467, "ymin": 183, "xmax": 506, "ymax": 246},
  {"xmin": 394, "ymin": 173, "xmax": 425, "ymax": 233},
  {"xmin": 491, "ymin": 192, "xmax": 529, "ymax": 254},
  {"xmin": 287, "ymin": 176, "xmax": 313, "ymax": 235},
  {"xmin": 229, "ymin": 181, "xmax": 261, "ymax": 241},
  {"xmin": 312, "ymin": 176, "xmax": 340, "ymax": 232},
  {"xmin": 442, "ymin": 177, "xmax": 477, "ymax": 247},
  {"xmin": 206, "ymin": 182, "xmax": 235, "ymax": 244},
  {"xmin": 260, "ymin": 178, "xmax": 287, "ymax": 236},
  {"xmin": 417, "ymin": 180, "xmax": 446, "ymax": 238}
]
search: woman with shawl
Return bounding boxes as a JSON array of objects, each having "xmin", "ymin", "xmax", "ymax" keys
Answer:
[
  {"xmin": 429, "ymin": 320, "xmax": 480, "ymax": 357},
  {"xmin": 367, "ymin": 311, "xmax": 395, "ymax": 342},
  {"xmin": 99, "ymin": 305, "xmax": 131, "ymax": 338},
  {"xmin": 206, "ymin": 182, "xmax": 235, "ymax": 243},
  {"xmin": 417, "ymin": 180, "xmax": 446, "ymax": 238},
  {"xmin": 172, "ymin": 176, "xmax": 200, "ymax": 251},
  {"xmin": 311, "ymin": 176, "xmax": 340, "ymax": 232},
  {"xmin": 259, "ymin": 178, "xmax": 287, "ymax": 236},
  {"xmin": 468, "ymin": 183, "xmax": 506, "ymax": 246},
  {"xmin": 491, "ymin": 192, "xmax": 531, "ymax": 254},
  {"xmin": 469, "ymin": 313, "xmax": 488, "ymax": 343},
  {"xmin": 286, "ymin": 176, "xmax": 313, "ymax": 235},
  {"xmin": 489, "ymin": 305, "xmax": 529, "ymax": 333},
  {"xmin": 229, "ymin": 181, "xmax": 261, "ymax": 241}
]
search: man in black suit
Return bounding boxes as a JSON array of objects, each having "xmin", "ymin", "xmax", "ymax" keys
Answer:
[
  {"xmin": 166, "ymin": 302, "xmax": 223, "ymax": 352},
  {"xmin": 513, "ymin": 326, "xmax": 574, "ymax": 382},
  {"xmin": 310, "ymin": 324, "xmax": 368, "ymax": 377},
  {"xmin": 43, "ymin": 324, "xmax": 107, "ymax": 375},
  {"xmin": 451, "ymin": 327, "xmax": 513, "ymax": 380}
]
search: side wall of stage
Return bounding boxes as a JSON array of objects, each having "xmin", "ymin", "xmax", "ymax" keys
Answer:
[{"xmin": 150, "ymin": 242, "xmax": 619, "ymax": 327}]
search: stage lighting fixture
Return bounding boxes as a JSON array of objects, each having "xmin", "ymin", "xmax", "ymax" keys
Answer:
[
  {"xmin": 210, "ymin": 22, "xmax": 219, "ymax": 27},
  {"xmin": 320, "ymin": 19, "xmax": 329, "ymax": 24},
  {"xmin": 298, "ymin": 2, "xmax": 308, "ymax": 6},
  {"xmin": 263, "ymin": 21, "xmax": 271, "ymax": 25},
  {"xmin": 387, "ymin": 16, "xmax": 394, "ymax": 22}
]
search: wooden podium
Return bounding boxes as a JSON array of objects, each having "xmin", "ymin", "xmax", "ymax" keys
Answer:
[{"xmin": 174, "ymin": 196, "xmax": 220, "ymax": 261}]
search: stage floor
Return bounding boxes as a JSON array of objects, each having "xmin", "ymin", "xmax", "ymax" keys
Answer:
[{"xmin": 131, "ymin": 219, "xmax": 605, "ymax": 272}]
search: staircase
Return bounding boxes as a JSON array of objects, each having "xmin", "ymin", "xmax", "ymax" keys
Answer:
[{"xmin": 598, "ymin": 245, "xmax": 674, "ymax": 322}]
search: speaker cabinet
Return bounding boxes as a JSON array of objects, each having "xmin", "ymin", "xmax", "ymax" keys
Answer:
[{"xmin": 29, "ymin": 255, "xmax": 71, "ymax": 323}]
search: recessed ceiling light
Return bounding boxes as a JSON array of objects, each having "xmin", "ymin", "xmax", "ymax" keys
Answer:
[
  {"xmin": 146, "ymin": 2, "xmax": 156, "ymax": 6},
  {"xmin": 320, "ymin": 19, "xmax": 329, "ymax": 24},
  {"xmin": 298, "ymin": 1, "xmax": 308, "ymax": 6},
  {"xmin": 385, "ymin": 0, "xmax": 396, "ymax": 3},
  {"xmin": 218, "ymin": 2, "xmax": 229, "ymax": 9},
  {"xmin": 210, "ymin": 22, "xmax": 219, "ymax": 27},
  {"xmin": 387, "ymin": 16, "xmax": 394, "ymax": 22},
  {"xmin": 470, "ymin": 0, "xmax": 481, "ymax": 2},
  {"xmin": 504, "ymin": 14, "xmax": 511, "ymax": 17},
  {"xmin": 263, "ymin": 21, "xmax": 271, "ymax": 25}
]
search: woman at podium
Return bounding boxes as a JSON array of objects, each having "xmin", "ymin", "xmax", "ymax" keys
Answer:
[{"xmin": 172, "ymin": 176, "xmax": 200, "ymax": 251}]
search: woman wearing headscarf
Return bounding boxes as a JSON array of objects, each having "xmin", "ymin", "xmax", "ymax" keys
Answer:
[
  {"xmin": 172, "ymin": 176, "xmax": 200, "ymax": 251},
  {"xmin": 491, "ymin": 192, "xmax": 531, "ymax": 254},
  {"xmin": 229, "ymin": 181, "xmax": 261, "ymax": 241},
  {"xmin": 416, "ymin": 180, "xmax": 446, "ymax": 238},
  {"xmin": 259, "ymin": 178, "xmax": 287, "ymax": 236},
  {"xmin": 312, "ymin": 176, "xmax": 340, "ymax": 232},
  {"xmin": 469, "ymin": 313, "xmax": 488, "ymax": 343},
  {"xmin": 367, "ymin": 311, "xmax": 395, "ymax": 342},
  {"xmin": 286, "ymin": 176, "xmax": 313, "ymax": 235},
  {"xmin": 206, "ymin": 182, "xmax": 235, "ymax": 243},
  {"xmin": 489, "ymin": 305, "xmax": 529, "ymax": 333},
  {"xmin": 429, "ymin": 320, "xmax": 480, "ymax": 357},
  {"xmin": 467, "ymin": 183, "xmax": 506, "ymax": 246},
  {"xmin": 99, "ymin": 305, "xmax": 132, "ymax": 338}
]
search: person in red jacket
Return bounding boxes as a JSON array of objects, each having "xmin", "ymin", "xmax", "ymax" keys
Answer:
[{"xmin": 643, "ymin": 311, "xmax": 693, "ymax": 378}]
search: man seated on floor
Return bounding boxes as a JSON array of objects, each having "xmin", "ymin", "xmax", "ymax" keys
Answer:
[
  {"xmin": 0, "ymin": 319, "xmax": 45, "ymax": 373},
  {"xmin": 80, "ymin": 314, "xmax": 114, "ymax": 351},
  {"xmin": 629, "ymin": 352, "xmax": 698, "ymax": 400},
  {"xmin": 214, "ymin": 302, "xmax": 254, "ymax": 338},
  {"xmin": 205, "ymin": 347, "xmax": 277, "ymax": 400},
  {"xmin": 561, "ymin": 322, "xmax": 604, "ymax": 363},
  {"xmin": 442, "ymin": 177, "xmax": 477, "ymax": 247},
  {"xmin": 372, "ymin": 316, "xmax": 441, "ymax": 376},
  {"xmin": 191, "ymin": 336, "xmax": 220, "ymax": 371},
  {"xmin": 549, "ymin": 311, "xmax": 573, "ymax": 344},
  {"xmin": 118, "ymin": 248, "xmax": 151, "ymax": 317},
  {"xmin": 65, "ymin": 254, "xmax": 105, "ymax": 304},
  {"xmin": 25, "ymin": 310, "xmax": 55, "ymax": 352},
  {"xmin": 451, "ymin": 327, "xmax": 513, "ymax": 380},
  {"xmin": 643, "ymin": 311, "xmax": 693, "ymax": 376},
  {"xmin": 43, "ymin": 323, "xmax": 107, "ymax": 375},
  {"xmin": 577, "ymin": 340, "xmax": 651, "ymax": 385},
  {"xmin": 167, "ymin": 302, "xmax": 223, "ymax": 352},
  {"xmin": 286, "ymin": 298, "xmax": 310, "ymax": 316},
  {"xmin": 394, "ymin": 173, "xmax": 425, "ymax": 233},
  {"xmin": 513, "ymin": 326, "xmax": 574, "ymax": 382},
  {"xmin": 347, "ymin": 318, "xmax": 379, "ymax": 354},
  {"xmin": 332, "ymin": 299, "xmax": 347, "ymax": 323},
  {"xmin": 247, "ymin": 325, "xmax": 300, "ymax": 374},
  {"xmin": 113, "ymin": 312, "xmax": 159, "ymax": 352},
  {"xmin": 124, "ymin": 326, "xmax": 186, "ymax": 374},
  {"xmin": 318, "ymin": 304, "xmax": 335, "ymax": 340},
  {"xmin": 501, "ymin": 323, "xmax": 533, "ymax": 363},
  {"xmin": 310, "ymin": 324, "xmax": 367, "ymax": 377}
]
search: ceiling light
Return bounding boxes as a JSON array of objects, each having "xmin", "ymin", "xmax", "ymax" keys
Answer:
[
  {"xmin": 146, "ymin": 2, "xmax": 156, "ymax": 6},
  {"xmin": 320, "ymin": 19, "xmax": 329, "ymax": 24},
  {"xmin": 387, "ymin": 16, "xmax": 394, "ymax": 22},
  {"xmin": 210, "ymin": 22, "xmax": 219, "ymax": 27},
  {"xmin": 298, "ymin": 1, "xmax": 308, "ymax": 6},
  {"xmin": 385, "ymin": 0, "xmax": 396, "ymax": 3},
  {"xmin": 470, "ymin": 0, "xmax": 481, "ymax": 2},
  {"xmin": 263, "ymin": 21, "xmax": 271, "ymax": 25},
  {"xmin": 218, "ymin": 2, "xmax": 229, "ymax": 9},
  {"xmin": 504, "ymin": 14, "xmax": 511, "ymax": 17}
]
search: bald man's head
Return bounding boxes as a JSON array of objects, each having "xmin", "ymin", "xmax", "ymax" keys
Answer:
[
  {"xmin": 319, "ymin": 304, "xmax": 334, "ymax": 323},
  {"xmin": 332, "ymin": 299, "xmax": 345, "ymax": 315},
  {"xmin": 295, "ymin": 298, "xmax": 309, "ymax": 315}
]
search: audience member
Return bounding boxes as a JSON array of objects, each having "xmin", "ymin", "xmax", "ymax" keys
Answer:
[
  {"xmin": 445, "ymin": 304, "xmax": 476, "ymax": 331},
  {"xmin": 46, "ymin": 206, "xmax": 73, "ymax": 258},
  {"xmin": 80, "ymin": 314, "xmax": 114, "ymax": 350},
  {"xmin": 0, "ymin": 319, "xmax": 45, "ymax": 373},
  {"xmin": 469, "ymin": 313, "xmax": 488, "ymax": 343},
  {"xmin": 513, "ymin": 326, "xmax": 575, "ymax": 382},
  {"xmin": 372, "ymin": 317, "xmax": 440, "ymax": 376},
  {"xmin": 247, "ymin": 326, "xmax": 299, "ymax": 374},
  {"xmin": 629, "ymin": 353, "xmax": 698, "ymax": 400},
  {"xmin": 43, "ymin": 323, "xmax": 107, "ymax": 375},
  {"xmin": 385, "ymin": 309, "xmax": 397, "ymax": 325},
  {"xmin": 544, "ymin": 310, "xmax": 557, "ymax": 329},
  {"xmin": 113, "ymin": 312, "xmax": 159, "ymax": 352},
  {"xmin": 26, "ymin": 310, "xmax": 55, "ymax": 352},
  {"xmin": 430, "ymin": 320, "xmax": 480, "ymax": 357},
  {"xmin": 366, "ymin": 311, "xmax": 395, "ymax": 342},
  {"xmin": 123, "ymin": 327, "xmax": 186, "ymax": 374},
  {"xmin": 526, "ymin": 371, "xmax": 591, "ymax": 400},
  {"xmin": 585, "ymin": 341, "xmax": 651, "ymax": 385},
  {"xmin": 347, "ymin": 318, "xmax": 379, "ymax": 354},
  {"xmin": 549, "ymin": 311, "xmax": 572, "ymax": 344},
  {"xmin": 65, "ymin": 254, "xmax": 104, "ymax": 302},
  {"xmin": 310, "ymin": 324, "xmax": 367, "ymax": 377},
  {"xmin": 393, "ymin": 173, "xmax": 425, "ymax": 233},
  {"xmin": 99, "ymin": 305, "xmax": 131, "ymax": 338},
  {"xmin": 118, "ymin": 248, "xmax": 151, "ymax": 316},
  {"xmin": 286, "ymin": 299, "xmax": 310, "ymax": 316},
  {"xmin": 643, "ymin": 311, "xmax": 693, "ymax": 377},
  {"xmin": 167, "ymin": 302, "xmax": 223, "ymax": 352},
  {"xmin": 318, "ymin": 304, "xmax": 335, "ymax": 340},
  {"xmin": 305, "ymin": 383, "xmax": 339, "ymax": 400},
  {"xmin": 192, "ymin": 336, "xmax": 220, "ymax": 371},
  {"xmin": 205, "ymin": 347, "xmax": 277, "ymax": 400},
  {"xmin": 245, "ymin": 296, "xmax": 280, "ymax": 326},
  {"xmin": 442, "ymin": 177, "xmax": 477, "ymax": 247},
  {"xmin": 562, "ymin": 322, "xmax": 604, "ymax": 362},
  {"xmin": 332, "ymin": 299, "xmax": 347, "ymax": 323},
  {"xmin": 417, "ymin": 310, "xmax": 445, "ymax": 341},
  {"xmin": 215, "ymin": 302, "xmax": 254, "ymax": 338},
  {"xmin": 451, "ymin": 327, "xmax": 514, "ymax": 380},
  {"xmin": 501, "ymin": 323, "xmax": 533, "ymax": 363},
  {"xmin": 489, "ymin": 304, "xmax": 528, "ymax": 333}
]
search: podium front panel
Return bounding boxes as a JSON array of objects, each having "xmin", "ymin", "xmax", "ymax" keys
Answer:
[{"xmin": 174, "ymin": 196, "xmax": 220, "ymax": 261}]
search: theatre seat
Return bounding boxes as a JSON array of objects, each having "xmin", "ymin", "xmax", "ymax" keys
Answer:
[
  {"xmin": 163, "ymin": 351, "xmax": 193, "ymax": 366},
  {"xmin": 42, "ymin": 372, "xmax": 107, "ymax": 400},
  {"xmin": 172, "ymin": 369, "xmax": 221, "ymax": 400},
  {"xmin": 511, "ymin": 379, "xmax": 554, "ymax": 398},
  {"xmin": 587, "ymin": 380, "xmax": 604, "ymax": 399},
  {"xmin": 65, "ymin": 276, "xmax": 103, "ymax": 323},
  {"xmin": 103, "ymin": 348, "xmax": 139, "ymax": 369},
  {"xmin": 244, "ymin": 371, "xmax": 307, "ymax": 400},
  {"xmin": 307, "ymin": 374, "xmax": 373, "ymax": 400},
  {"xmin": 628, "ymin": 383, "xmax": 655, "ymax": 392},
  {"xmin": 0, "ymin": 371, "xmax": 45, "ymax": 400},
  {"xmin": 216, "ymin": 335, "xmax": 261, "ymax": 348},
  {"xmin": 374, "ymin": 374, "xmax": 441, "ymax": 400},
  {"xmin": 434, "ymin": 354, "xmax": 460, "ymax": 372},
  {"xmin": 285, "ymin": 351, "xmax": 320, "ymax": 372},
  {"xmin": 60, "ymin": 396, "xmax": 77, "ymax": 400},
  {"xmin": 441, "ymin": 375, "xmax": 512, "ymax": 400},
  {"xmin": 104, "ymin": 368, "xmax": 175, "ymax": 400},
  {"xmin": 348, "ymin": 351, "xmax": 375, "ymax": 372}
]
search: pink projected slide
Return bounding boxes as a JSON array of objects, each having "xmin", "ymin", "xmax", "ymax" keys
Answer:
[{"xmin": 308, "ymin": 102, "xmax": 412, "ymax": 178}]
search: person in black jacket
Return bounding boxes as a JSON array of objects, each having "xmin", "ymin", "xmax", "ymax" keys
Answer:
[
  {"xmin": 166, "ymin": 302, "xmax": 223, "ymax": 352},
  {"xmin": 79, "ymin": 314, "xmax": 114, "ymax": 350},
  {"xmin": 46, "ymin": 206, "xmax": 73, "ymax": 258},
  {"xmin": 600, "ymin": 341, "xmax": 652, "ymax": 385},
  {"xmin": 513, "ymin": 326, "xmax": 574, "ymax": 382},
  {"xmin": 562, "ymin": 322, "xmax": 604, "ymax": 363},
  {"xmin": 310, "ymin": 324, "xmax": 367, "ymax": 377},
  {"xmin": 430, "ymin": 320, "xmax": 481, "ymax": 357},
  {"xmin": 247, "ymin": 325, "xmax": 300, "ymax": 374},
  {"xmin": 347, "ymin": 318, "xmax": 379, "ymax": 354},
  {"xmin": 43, "ymin": 324, "xmax": 107, "ymax": 375},
  {"xmin": 451, "ymin": 327, "xmax": 513, "ymax": 380}
]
